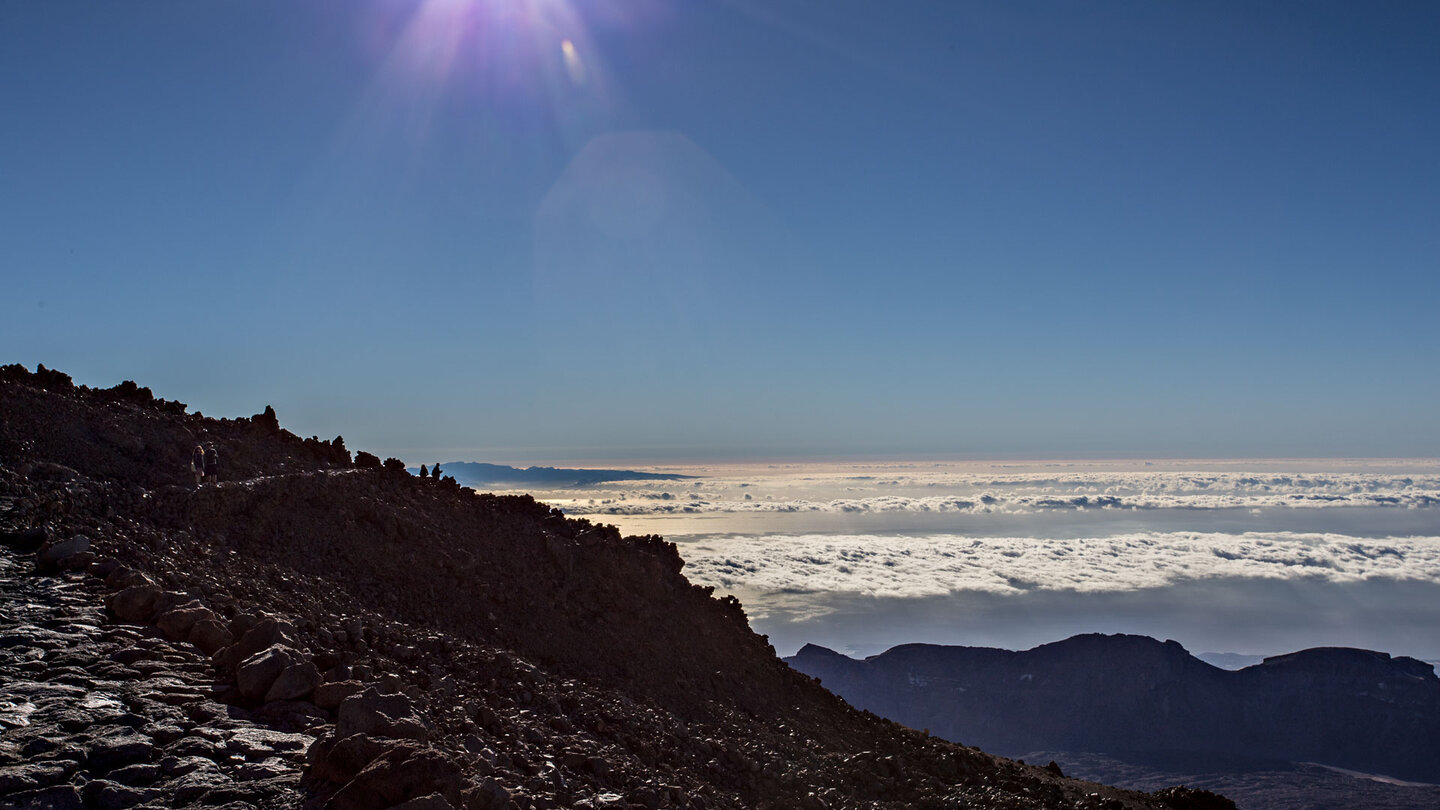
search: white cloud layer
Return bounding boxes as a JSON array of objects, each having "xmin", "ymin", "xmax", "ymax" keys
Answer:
[
  {"xmin": 679, "ymin": 531, "xmax": 1440, "ymax": 600},
  {"xmin": 560, "ymin": 471, "xmax": 1440, "ymax": 517},
  {"xmin": 515, "ymin": 461, "xmax": 1440, "ymax": 658}
]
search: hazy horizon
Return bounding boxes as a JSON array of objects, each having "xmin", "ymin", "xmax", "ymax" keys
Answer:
[{"xmin": 422, "ymin": 453, "xmax": 1440, "ymax": 472}]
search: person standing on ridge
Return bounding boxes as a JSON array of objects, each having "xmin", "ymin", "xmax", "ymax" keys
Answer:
[
  {"xmin": 191, "ymin": 445, "xmax": 205, "ymax": 487},
  {"xmin": 203, "ymin": 444, "xmax": 219, "ymax": 484}
]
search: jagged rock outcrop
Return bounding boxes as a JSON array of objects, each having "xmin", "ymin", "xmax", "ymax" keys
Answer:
[
  {"xmin": 787, "ymin": 634, "xmax": 1440, "ymax": 783},
  {"xmin": 0, "ymin": 364, "xmax": 1236, "ymax": 809}
]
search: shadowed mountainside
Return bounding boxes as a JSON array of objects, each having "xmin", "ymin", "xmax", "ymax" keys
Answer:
[
  {"xmin": 786, "ymin": 634, "xmax": 1440, "ymax": 785},
  {"xmin": 0, "ymin": 364, "xmax": 1233, "ymax": 810}
]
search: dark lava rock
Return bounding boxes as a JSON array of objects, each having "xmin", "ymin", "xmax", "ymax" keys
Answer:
[
  {"xmin": 327, "ymin": 745, "xmax": 463, "ymax": 810},
  {"xmin": 0, "ymin": 761, "xmax": 76, "ymax": 794},
  {"xmin": 0, "ymin": 784, "xmax": 84, "ymax": 810},
  {"xmin": 80, "ymin": 778, "xmax": 159, "ymax": 810},
  {"xmin": 84, "ymin": 730, "xmax": 156, "ymax": 773},
  {"xmin": 235, "ymin": 643, "xmax": 305, "ymax": 702},
  {"xmin": 106, "ymin": 585, "xmax": 161, "ymax": 624},
  {"xmin": 336, "ymin": 686, "xmax": 430, "ymax": 743}
]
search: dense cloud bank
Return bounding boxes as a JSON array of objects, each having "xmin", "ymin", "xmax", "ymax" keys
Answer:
[
  {"xmin": 561, "ymin": 472, "xmax": 1440, "ymax": 517},
  {"xmin": 529, "ymin": 463, "xmax": 1440, "ymax": 659},
  {"xmin": 678, "ymin": 531, "xmax": 1440, "ymax": 599}
]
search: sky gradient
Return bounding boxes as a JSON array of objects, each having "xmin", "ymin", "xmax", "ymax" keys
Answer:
[{"xmin": 3, "ymin": 1, "xmax": 1437, "ymax": 463}]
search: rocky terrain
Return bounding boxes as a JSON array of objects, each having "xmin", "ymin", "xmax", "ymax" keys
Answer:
[
  {"xmin": 0, "ymin": 525, "xmax": 313, "ymax": 808},
  {"xmin": 787, "ymin": 635, "xmax": 1440, "ymax": 805},
  {"xmin": 0, "ymin": 364, "xmax": 1235, "ymax": 810}
]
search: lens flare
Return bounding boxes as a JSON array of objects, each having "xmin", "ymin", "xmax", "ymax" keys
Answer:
[{"xmin": 561, "ymin": 39, "xmax": 587, "ymax": 86}]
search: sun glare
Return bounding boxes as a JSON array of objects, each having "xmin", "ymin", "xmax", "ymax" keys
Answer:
[
  {"xmin": 381, "ymin": 0, "xmax": 601, "ymax": 93},
  {"xmin": 335, "ymin": 0, "xmax": 626, "ymax": 162}
]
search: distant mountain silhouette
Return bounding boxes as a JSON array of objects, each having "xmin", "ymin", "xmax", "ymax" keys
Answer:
[
  {"xmin": 411, "ymin": 461, "xmax": 694, "ymax": 488},
  {"xmin": 787, "ymin": 634, "xmax": 1440, "ymax": 784}
]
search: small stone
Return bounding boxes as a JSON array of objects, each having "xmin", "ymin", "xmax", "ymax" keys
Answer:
[
  {"xmin": 54, "ymin": 694, "xmax": 130, "ymax": 732},
  {"xmin": 21, "ymin": 737, "xmax": 62, "ymax": 757},
  {"xmin": 337, "ymin": 687, "xmax": 429, "ymax": 743},
  {"xmin": 0, "ymin": 761, "xmax": 77, "ymax": 794},
  {"xmin": 308, "ymin": 732, "xmax": 396, "ymax": 784},
  {"xmin": 264, "ymin": 660, "xmax": 322, "ymax": 703},
  {"xmin": 232, "ymin": 758, "xmax": 291, "ymax": 780},
  {"xmin": 85, "ymin": 730, "xmax": 156, "ymax": 773},
  {"xmin": 313, "ymin": 680, "xmax": 366, "ymax": 711},
  {"xmin": 0, "ymin": 783, "xmax": 83, "ymax": 810},
  {"xmin": 169, "ymin": 769, "xmax": 237, "ymax": 804},
  {"xmin": 214, "ymin": 617, "xmax": 296, "ymax": 671},
  {"xmin": 184, "ymin": 700, "xmax": 229, "ymax": 725},
  {"xmin": 108, "ymin": 648, "xmax": 151, "ymax": 665},
  {"xmin": 236, "ymin": 644, "xmax": 304, "ymax": 703},
  {"xmin": 187, "ymin": 618, "xmax": 233, "ymax": 655},
  {"xmin": 106, "ymin": 585, "xmax": 162, "ymax": 624},
  {"xmin": 156, "ymin": 605, "xmax": 216, "ymax": 643},
  {"xmin": 165, "ymin": 736, "xmax": 222, "ymax": 761},
  {"xmin": 226, "ymin": 728, "xmax": 312, "ymax": 759},
  {"xmin": 36, "ymin": 533, "xmax": 90, "ymax": 571},
  {"xmin": 104, "ymin": 565, "xmax": 155, "ymax": 590},
  {"xmin": 80, "ymin": 778, "xmax": 158, "ymax": 810},
  {"xmin": 464, "ymin": 778, "xmax": 510, "ymax": 810},
  {"xmin": 87, "ymin": 556, "xmax": 123, "ymax": 579},
  {"xmin": 326, "ymin": 746, "xmax": 462, "ymax": 810},
  {"xmin": 106, "ymin": 762, "xmax": 161, "ymax": 786},
  {"xmin": 159, "ymin": 754, "xmax": 219, "ymax": 777}
]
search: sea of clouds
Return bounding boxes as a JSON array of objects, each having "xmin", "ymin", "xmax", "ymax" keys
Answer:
[
  {"xmin": 678, "ymin": 530, "xmax": 1440, "ymax": 599},
  {"xmin": 538, "ymin": 465, "xmax": 1440, "ymax": 602},
  {"xmin": 559, "ymin": 470, "xmax": 1440, "ymax": 517},
  {"xmin": 504, "ymin": 461, "xmax": 1440, "ymax": 657}
]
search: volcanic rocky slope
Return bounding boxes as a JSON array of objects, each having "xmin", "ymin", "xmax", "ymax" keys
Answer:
[
  {"xmin": 0, "ymin": 365, "xmax": 1233, "ymax": 810},
  {"xmin": 787, "ymin": 634, "xmax": 1440, "ymax": 784}
]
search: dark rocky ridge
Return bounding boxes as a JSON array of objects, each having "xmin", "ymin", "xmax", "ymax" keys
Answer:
[
  {"xmin": 787, "ymin": 634, "xmax": 1440, "ymax": 784},
  {"xmin": 0, "ymin": 364, "xmax": 1233, "ymax": 809}
]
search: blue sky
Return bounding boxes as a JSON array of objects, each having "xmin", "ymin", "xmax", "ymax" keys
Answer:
[{"xmin": 3, "ymin": 1, "xmax": 1437, "ymax": 463}]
